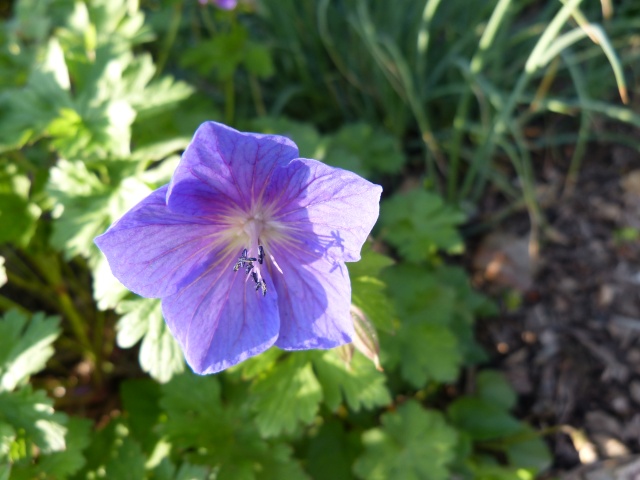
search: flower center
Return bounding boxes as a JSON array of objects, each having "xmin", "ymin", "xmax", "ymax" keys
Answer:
[{"xmin": 224, "ymin": 204, "xmax": 291, "ymax": 297}]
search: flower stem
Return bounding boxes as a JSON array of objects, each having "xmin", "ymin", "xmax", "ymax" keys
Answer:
[
  {"xmin": 224, "ymin": 77, "xmax": 235, "ymax": 125},
  {"xmin": 28, "ymin": 253, "xmax": 95, "ymax": 359},
  {"xmin": 249, "ymin": 74, "xmax": 266, "ymax": 117},
  {"xmin": 6, "ymin": 271, "xmax": 59, "ymax": 310},
  {"xmin": 0, "ymin": 294, "xmax": 29, "ymax": 314},
  {"xmin": 155, "ymin": 1, "xmax": 183, "ymax": 78}
]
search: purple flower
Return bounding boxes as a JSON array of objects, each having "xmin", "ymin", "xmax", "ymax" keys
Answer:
[
  {"xmin": 199, "ymin": 0, "xmax": 238, "ymax": 10},
  {"xmin": 95, "ymin": 122, "xmax": 382, "ymax": 374}
]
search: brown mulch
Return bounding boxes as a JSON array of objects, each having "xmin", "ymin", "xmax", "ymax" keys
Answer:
[{"xmin": 472, "ymin": 142, "xmax": 640, "ymax": 478}]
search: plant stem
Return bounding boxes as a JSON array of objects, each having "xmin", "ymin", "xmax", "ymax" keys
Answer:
[
  {"xmin": 224, "ymin": 77, "xmax": 235, "ymax": 125},
  {"xmin": 0, "ymin": 295, "xmax": 29, "ymax": 314},
  {"xmin": 449, "ymin": 0, "xmax": 513, "ymax": 201},
  {"xmin": 249, "ymin": 74, "xmax": 266, "ymax": 117},
  {"xmin": 155, "ymin": 1, "xmax": 184, "ymax": 78},
  {"xmin": 28, "ymin": 253, "xmax": 94, "ymax": 359}
]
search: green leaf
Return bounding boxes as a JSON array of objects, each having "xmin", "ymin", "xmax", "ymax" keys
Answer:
[
  {"xmin": 175, "ymin": 462, "xmax": 212, "ymax": 480},
  {"xmin": 383, "ymin": 265, "xmax": 456, "ymax": 325},
  {"xmin": 116, "ymin": 297, "xmax": 184, "ymax": 383},
  {"xmin": 92, "ymin": 254, "xmax": 130, "ymax": 310},
  {"xmin": 160, "ymin": 373, "xmax": 307, "ymax": 480},
  {"xmin": 305, "ymin": 420, "xmax": 358, "ymax": 480},
  {"xmin": 435, "ymin": 266, "xmax": 492, "ymax": 364},
  {"xmin": 115, "ymin": 297, "xmax": 154, "ymax": 349},
  {"xmin": 0, "ymin": 311, "xmax": 60, "ymax": 392},
  {"xmin": 78, "ymin": 421, "xmax": 146, "ymax": 479},
  {"xmin": 380, "ymin": 189, "xmax": 465, "ymax": 262},
  {"xmin": 325, "ymin": 123, "xmax": 405, "ymax": 176},
  {"xmin": 505, "ymin": 427, "xmax": 552, "ymax": 472},
  {"xmin": 0, "ymin": 161, "xmax": 41, "ymax": 247},
  {"xmin": 0, "ymin": 38, "xmax": 73, "ymax": 152},
  {"xmin": 180, "ymin": 25, "xmax": 248, "ymax": 80},
  {"xmin": 11, "ymin": 417, "xmax": 92, "ymax": 479},
  {"xmin": 104, "ymin": 432, "xmax": 146, "ymax": 479},
  {"xmin": 132, "ymin": 142, "xmax": 187, "ymax": 166},
  {"xmin": 347, "ymin": 245, "xmax": 394, "ymax": 279},
  {"xmin": 471, "ymin": 464, "xmax": 537, "ymax": 480},
  {"xmin": 248, "ymin": 117, "xmax": 324, "ymax": 159},
  {"xmin": 354, "ymin": 401, "xmax": 458, "ymax": 480},
  {"xmin": 0, "ymin": 387, "xmax": 67, "ymax": 454},
  {"xmin": 447, "ymin": 397, "xmax": 522, "ymax": 441},
  {"xmin": 0, "ymin": 464, "xmax": 9, "ymax": 480},
  {"xmin": 235, "ymin": 348, "xmax": 284, "ymax": 380},
  {"xmin": 243, "ymin": 42, "xmax": 275, "ymax": 78},
  {"xmin": 351, "ymin": 276, "xmax": 395, "ymax": 333},
  {"xmin": 120, "ymin": 379, "xmax": 162, "ymax": 453},
  {"xmin": 47, "ymin": 159, "xmax": 151, "ymax": 260},
  {"xmin": 132, "ymin": 73, "xmax": 194, "ymax": 120},
  {"xmin": 476, "ymin": 370, "xmax": 517, "ymax": 411},
  {"xmin": 312, "ymin": 351, "xmax": 390, "ymax": 412},
  {"xmin": 89, "ymin": 0, "xmax": 154, "ymax": 48},
  {"xmin": 250, "ymin": 354, "xmax": 322, "ymax": 437},
  {"xmin": 0, "ymin": 257, "xmax": 6, "ymax": 288},
  {"xmin": 0, "ymin": 422, "xmax": 15, "ymax": 462},
  {"xmin": 348, "ymin": 246, "xmax": 395, "ymax": 333},
  {"xmin": 381, "ymin": 263, "xmax": 492, "ymax": 384},
  {"xmin": 394, "ymin": 323, "xmax": 462, "ymax": 387},
  {"xmin": 0, "ymin": 195, "xmax": 41, "ymax": 247},
  {"xmin": 382, "ymin": 265, "xmax": 464, "ymax": 386},
  {"xmin": 139, "ymin": 307, "xmax": 184, "ymax": 383}
]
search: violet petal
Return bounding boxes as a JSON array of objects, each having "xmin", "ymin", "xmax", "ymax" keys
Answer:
[
  {"xmin": 95, "ymin": 186, "xmax": 225, "ymax": 298},
  {"xmin": 267, "ymin": 158, "xmax": 382, "ymax": 263},
  {"xmin": 167, "ymin": 122, "xmax": 299, "ymax": 217},
  {"xmin": 270, "ymin": 245, "xmax": 353, "ymax": 350},
  {"xmin": 162, "ymin": 256, "xmax": 280, "ymax": 374}
]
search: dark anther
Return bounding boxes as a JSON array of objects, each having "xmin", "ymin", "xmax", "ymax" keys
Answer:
[
  {"xmin": 233, "ymin": 249, "xmax": 257, "ymax": 272},
  {"xmin": 254, "ymin": 279, "xmax": 267, "ymax": 296},
  {"xmin": 234, "ymin": 248, "xmax": 267, "ymax": 296}
]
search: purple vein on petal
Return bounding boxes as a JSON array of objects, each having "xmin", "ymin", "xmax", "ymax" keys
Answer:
[{"xmin": 183, "ymin": 254, "xmax": 235, "ymax": 358}]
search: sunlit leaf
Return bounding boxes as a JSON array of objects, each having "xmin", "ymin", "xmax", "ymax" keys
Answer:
[
  {"xmin": 354, "ymin": 401, "xmax": 458, "ymax": 480},
  {"xmin": 381, "ymin": 189, "xmax": 465, "ymax": 262},
  {"xmin": 116, "ymin": 297, "xmax": 184, "ymax": 383},
  {"xmin": 0, "ymin": 387, "xmax": 67, "ymax": 454},
  {"xmin": 250, "ymin": 354, "xmax": 322, "ymax": 437},
  {"xmin": 312, "ymin": 351, "xmax": 390, "ymax": 412},
  {"xmin": 77, "ymin": 421, "xmax": 146, "ymax": 479},
  {"xmin": 11, "ymin": 417, "xmax": 92, "ymax": 480},
  {"xmin": 0, "ymin": 311, "xmax": 60, "ymax": 392},
  {"xmin": 0, "ymin": 257, "xmax": 5, "ymax": 288},
  {"xmin": 47, "ymin": 160, "xmax": 151, "ymax": 260}
]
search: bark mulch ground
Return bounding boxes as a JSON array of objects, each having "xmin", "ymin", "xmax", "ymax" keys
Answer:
[{"xmin": 472, "ymin": 142, "xmax": 640, "ymax": 479}]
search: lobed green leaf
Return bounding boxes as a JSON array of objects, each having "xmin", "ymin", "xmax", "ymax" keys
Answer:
[
  {"xmin": 381, "ymin": 189, "xmax": 466, "ymax": 262},
  {"xmin": 0, "ymin": 311, "xmax": 60, "ymax": 392},
  {"xmin": 354, "ymin": 401, "xmax": 458, "ymax": 480},
  {"xmin": 250, "ymin": 354, "xmax": 322, "ymax": 438},
  {"xmin": 312, "ymin": 351, "xmax": 390, "ymax": 413}
]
